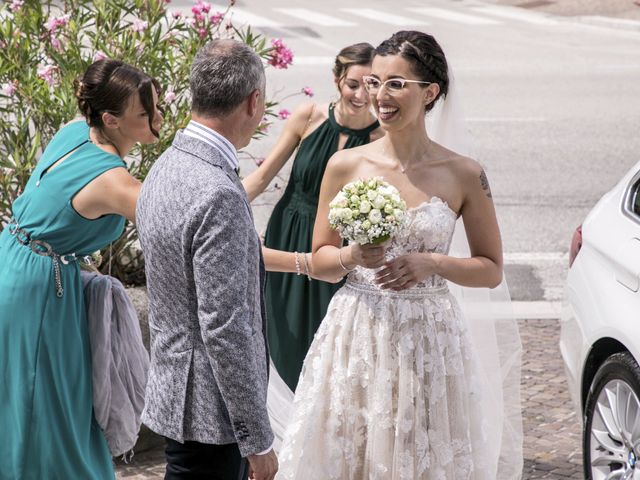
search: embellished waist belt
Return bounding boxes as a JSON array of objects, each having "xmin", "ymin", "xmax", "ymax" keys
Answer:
[
  {"xmin": 344, "ymin": 279, "xmax": 449, "ymax": 298},
  {"xmin": 8, "ymin": 218, "xmax": 93, "ymax": 298}
]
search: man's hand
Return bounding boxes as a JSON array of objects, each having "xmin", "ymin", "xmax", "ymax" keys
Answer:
[{"xmin": 247, "ymin": 449, "xmax": 278, "ymax": 480}]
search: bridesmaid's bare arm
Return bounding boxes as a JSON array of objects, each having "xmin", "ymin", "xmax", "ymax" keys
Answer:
[
  {"xmin": 71, "ymin": 167, "xmax": 141, "ymax": 223},
  {"xmin": 242, "ymin": 102, "xmax": 317, "ymax": 202}
]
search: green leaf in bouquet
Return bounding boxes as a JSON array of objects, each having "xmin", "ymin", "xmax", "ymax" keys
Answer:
[{"xmin": 372, "ymin": 234, "xmax": 390, "ymax": 245}]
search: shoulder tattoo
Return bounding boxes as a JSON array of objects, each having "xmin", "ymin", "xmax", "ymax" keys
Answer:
[{"xmin": 479, "ymin": 169, "xmax": 493, "ymax": 198}]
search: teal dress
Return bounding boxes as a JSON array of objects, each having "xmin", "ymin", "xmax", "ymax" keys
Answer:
[
  {"xmin": 265, "ymin": 105, "xmax": 379, "ymax": 391},
  {"xmin": 0, "ymin": 121, "xmax": 125, "ymax": 479}
]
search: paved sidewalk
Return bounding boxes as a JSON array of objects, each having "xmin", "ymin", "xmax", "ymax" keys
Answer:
[
  {"xmin": 520, "ymin": 319, "xmax": 582, "ymax": 479},
  {"xmin": 116, "ymin": 318, "xmax": 583, "ymax": 479}
]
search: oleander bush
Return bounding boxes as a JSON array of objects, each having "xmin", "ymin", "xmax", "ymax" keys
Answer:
[{"xmin": 0, "ymin": 0, "xmax": 295, "ymax": 284}]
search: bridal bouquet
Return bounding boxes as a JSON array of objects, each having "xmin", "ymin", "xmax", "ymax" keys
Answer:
[{"xmin": 328, "ymin": 177, "xmax": 407, "ymax": 245}]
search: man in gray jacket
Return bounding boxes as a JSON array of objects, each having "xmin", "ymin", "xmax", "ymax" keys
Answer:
[{"xmin": 136, "ymin": 39, "xmax": 277, "ymax": 480}]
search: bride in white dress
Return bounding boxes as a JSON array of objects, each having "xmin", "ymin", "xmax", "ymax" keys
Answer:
[{"xmin": 274, "ymin": 30, "xmax": 522, "ymax": 479}]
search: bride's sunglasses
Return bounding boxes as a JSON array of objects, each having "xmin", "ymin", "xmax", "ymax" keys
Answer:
[{"xmin": 362, "ymin": 76, "xmax": 432, "ymax": 95}]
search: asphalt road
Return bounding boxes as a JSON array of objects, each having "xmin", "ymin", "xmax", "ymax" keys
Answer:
[{"xmin": 172, "ymin": 0, "xmax": 640, "ymax": 304}]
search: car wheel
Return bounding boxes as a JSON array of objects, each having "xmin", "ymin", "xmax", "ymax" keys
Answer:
[{"xmin": 584, "ymin": 352, "xmax": 640, "ymax": 480}]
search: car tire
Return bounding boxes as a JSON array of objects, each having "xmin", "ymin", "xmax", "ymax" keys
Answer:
[{"xmin": 583, "ymin": 351, "xmax": 640, "ymax": 480}]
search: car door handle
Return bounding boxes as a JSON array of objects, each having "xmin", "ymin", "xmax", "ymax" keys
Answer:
[{"xmin": 615, "ymin": 238, "xmax": 640, "ymax": 292}]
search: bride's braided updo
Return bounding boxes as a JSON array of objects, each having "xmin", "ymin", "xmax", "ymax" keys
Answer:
[
  {"xmin": 73, "ymin": 59, "xmax": 161, "ymax": 137},
  {"xmin": 375, "ymin": 31, "xmax": 449, "ymax": 112}
]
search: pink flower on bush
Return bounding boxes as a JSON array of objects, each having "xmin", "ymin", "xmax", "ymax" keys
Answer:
[
  {"xmin": 172, "ymin": 11, "xmax": 182, "ymax": 19},
  {"xmin": 45, "ymin": 14, "xmax": 70, "ymax": 52},
  {"xmin": 2, "ymin": 80, "xmax": 18, "ymax": 96},
  {"xmin": 37, "ymin": 63, "xmax": 58, "ymax": 87},
  {"xmin": 197, "ymin": 27, "xmax": 207, "ymax": 38},
  {"xmin": 192, "ymin": 0, "xmax": 211, "ymax": 14},
  {"xmin": 210, "ymin": 11, "xmax": 224, "ymax": 25},
  {"xmin": 278, "ymin": 109, "xmax": 291, "ymax": 120},
  {"xmin": 93, "ymin": 50, "xmax": 108, "ymax": 62},
  {"xmin": 130, "ymin": 19, "xmax": 148, "ymax": 33},
  {"xmin": 302, "ymin": 86, "xmax": 314, "ymax": 97},
  {"xmin": 192, "ymin": 1, "xmax": 211, "ymax": 22},
  {"xmin": 9, "ymin": 0, "xmax": 24, "ymax": 12},
  {"xmin": 164, "ymin": 88, "xmax": 176, "ymax": 104},
  {"xmin": 268, "ymin": 39, "xmax": 293, "ymax": 69},
  {"xmin": 257, "ymin": 119, "xmax": 270, "ymax": 134},
  {"xmin": 46, "ymin": 14, "xmax": 70, "ymax": 34},
  {"xmin": 50, "ymin": 37, "xmax": 64, "ymax": 51}
]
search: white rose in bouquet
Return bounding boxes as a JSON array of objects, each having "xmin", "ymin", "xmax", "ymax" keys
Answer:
[{"xmin": 328, "ymin": 177, "xmax": 407, "ymax": 245}]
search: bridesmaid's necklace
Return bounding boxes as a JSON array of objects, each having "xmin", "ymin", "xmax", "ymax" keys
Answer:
[
  {"xmin": 334, "ymin": 101, "xmax": 376, "ymax": 130},
  {"xmin": 90, "ymin": 128, "xmax": 123, "ymax": 159}
]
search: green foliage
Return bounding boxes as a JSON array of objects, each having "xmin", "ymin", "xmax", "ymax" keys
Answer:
[{"xmin": 0, "ymin": 0, "xmax": 286, "ymax": 284}]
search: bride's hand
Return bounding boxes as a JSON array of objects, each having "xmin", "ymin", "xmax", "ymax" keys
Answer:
[
  {"xmin": 350, "ymin": 243, "xmax": 386, "ymax": 269},
  {"xmin": 375, "ymin": 252, "xmax": 439, "ymax": 291}
]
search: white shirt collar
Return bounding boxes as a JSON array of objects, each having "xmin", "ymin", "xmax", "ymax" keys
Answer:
[{"xmin": 183, "ymin": 120, "xmax": 239, "ymax": 171}]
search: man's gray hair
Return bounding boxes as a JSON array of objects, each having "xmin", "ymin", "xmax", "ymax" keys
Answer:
[{"xmin": 190, "ymin": 39, "xmax": 265, "ymax": 117}]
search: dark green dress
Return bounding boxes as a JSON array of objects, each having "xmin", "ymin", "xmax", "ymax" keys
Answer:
[{"xmin": 265, "ymin": 105, "xmax": 379, "ymax": 390}]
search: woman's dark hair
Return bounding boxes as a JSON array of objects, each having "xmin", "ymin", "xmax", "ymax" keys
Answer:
[
  {"xmin": 375, "ymin": 31, "xmax": 449, "ymax": 112},
  {"xmin": 73, "ymin": 59, "xmax": 161, "ymax": 137},
  {"xmin": 333, "ymin": 42, "xmax": 375, "ymax": 84}
]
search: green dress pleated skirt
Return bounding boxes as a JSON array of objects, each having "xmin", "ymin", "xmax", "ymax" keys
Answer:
[
  {"xmin": 0, "ymin": 121, "xmax": 126, "ymax": 479},
  {"xmin": 265, "ymin": 105, "xmax": 379, "ymax": 390}
]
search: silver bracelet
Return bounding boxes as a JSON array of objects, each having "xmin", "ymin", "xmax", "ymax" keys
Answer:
[
  {"xmin": 338, "ymin": 247, "xmax": 355, "ymax": 272},
  {"xmin": 294, "ymin": 251, "xmax": 301, "ymax": 275},
  {"xmin": 302, "ymin": 253, "xmax": 312, "ymax": 281}
]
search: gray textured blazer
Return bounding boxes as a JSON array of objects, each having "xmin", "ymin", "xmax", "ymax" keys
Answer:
[{"xmin": 136, "ymin": 131, "xmax": 273, "ymax": 457}]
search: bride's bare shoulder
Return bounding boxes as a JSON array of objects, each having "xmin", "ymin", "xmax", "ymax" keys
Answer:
[
  {"xmin": 444, "ymin": 151, "xmax": 492, "ymax": 196},
  {"xmin": 325, "ymin": 141, "xmax": 381, "ymax": 178}
]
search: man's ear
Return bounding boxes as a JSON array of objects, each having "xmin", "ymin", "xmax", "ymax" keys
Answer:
[
  {"xmin": 102, "ymin": 112, "xmax": 119, "ymax": 130},
  {"xmin": 247, "ymin": 89, "xmax": 261, "ymax": 117}
]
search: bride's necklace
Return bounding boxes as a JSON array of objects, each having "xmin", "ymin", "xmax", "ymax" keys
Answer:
[
  {"xmin": 381, "ymin": 145, "xmax": 410, "ymax": 174},
  {"xmin": 382, "ymin": 140, "xmax": 432, "ymax": 174}
]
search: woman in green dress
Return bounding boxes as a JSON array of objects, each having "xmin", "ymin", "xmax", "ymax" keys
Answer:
[
  {"xmin": 243, "ymin": 43, "xmax": 383, "ymax": 391},
  {"xmin": 0, "ymin": 59, "xmax": 162, "ymax": 479}
]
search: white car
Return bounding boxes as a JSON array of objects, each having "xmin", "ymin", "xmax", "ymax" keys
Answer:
[{"xmin": 561, "ymin": 160, "xmax": 640, "ymax": 480}]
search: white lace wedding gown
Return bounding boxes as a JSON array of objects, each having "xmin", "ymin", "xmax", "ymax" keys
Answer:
[{"xmin": 276, "ymin": 197, "xmax": 498, "ymax": 480}]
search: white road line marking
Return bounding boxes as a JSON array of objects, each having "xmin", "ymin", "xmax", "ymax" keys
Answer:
[
  {"xmin": 511, "ymin": 301, "xmax": 562, "ymax": 319},
  {"xmin": 208, "ymin": 5, "xmax": 281, "ymax": 27},
  {"xmin": 293, "ymin": 56, "xmax": 335, "ymax": 66},
  {"xmin": 466, "ymin": 117, "xmax": 547, "ymax": 123},
  {"xmin": 504, "ymin": 252, "xmax": 568, "ymax": 263},
  {"xmin": 595, "ymin": 64, "xmax": 640, "ymax": 72},
  {"xmin": 340, "ymin": 8, "xmax": 429, "ymax": 26},
  {"xmin": 406, "ymin": 7, "xmax": 501, "ymax": 26},
  {"xmin": 464, "ymin": 301, "xmax": 563, "ymax": 319},
  {"xmin": 583, "ymin": 15, "xmax": 640, "ymax": 29},
  {"xmin": 273, "ymin": 8, "xmax": 356, "ymax": 27},
  {"xmin": 469, "ymin": 5, "xmax": 558, "ymax": 26}
]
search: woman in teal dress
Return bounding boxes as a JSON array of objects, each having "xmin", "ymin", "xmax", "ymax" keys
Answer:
[
  {"xmin": 0, "ymin": 59, "xmax": 162, "ymax": 479},
  {"xmin": 243, "ymin": 43, "xmax": 383, "ymax": 390}
]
